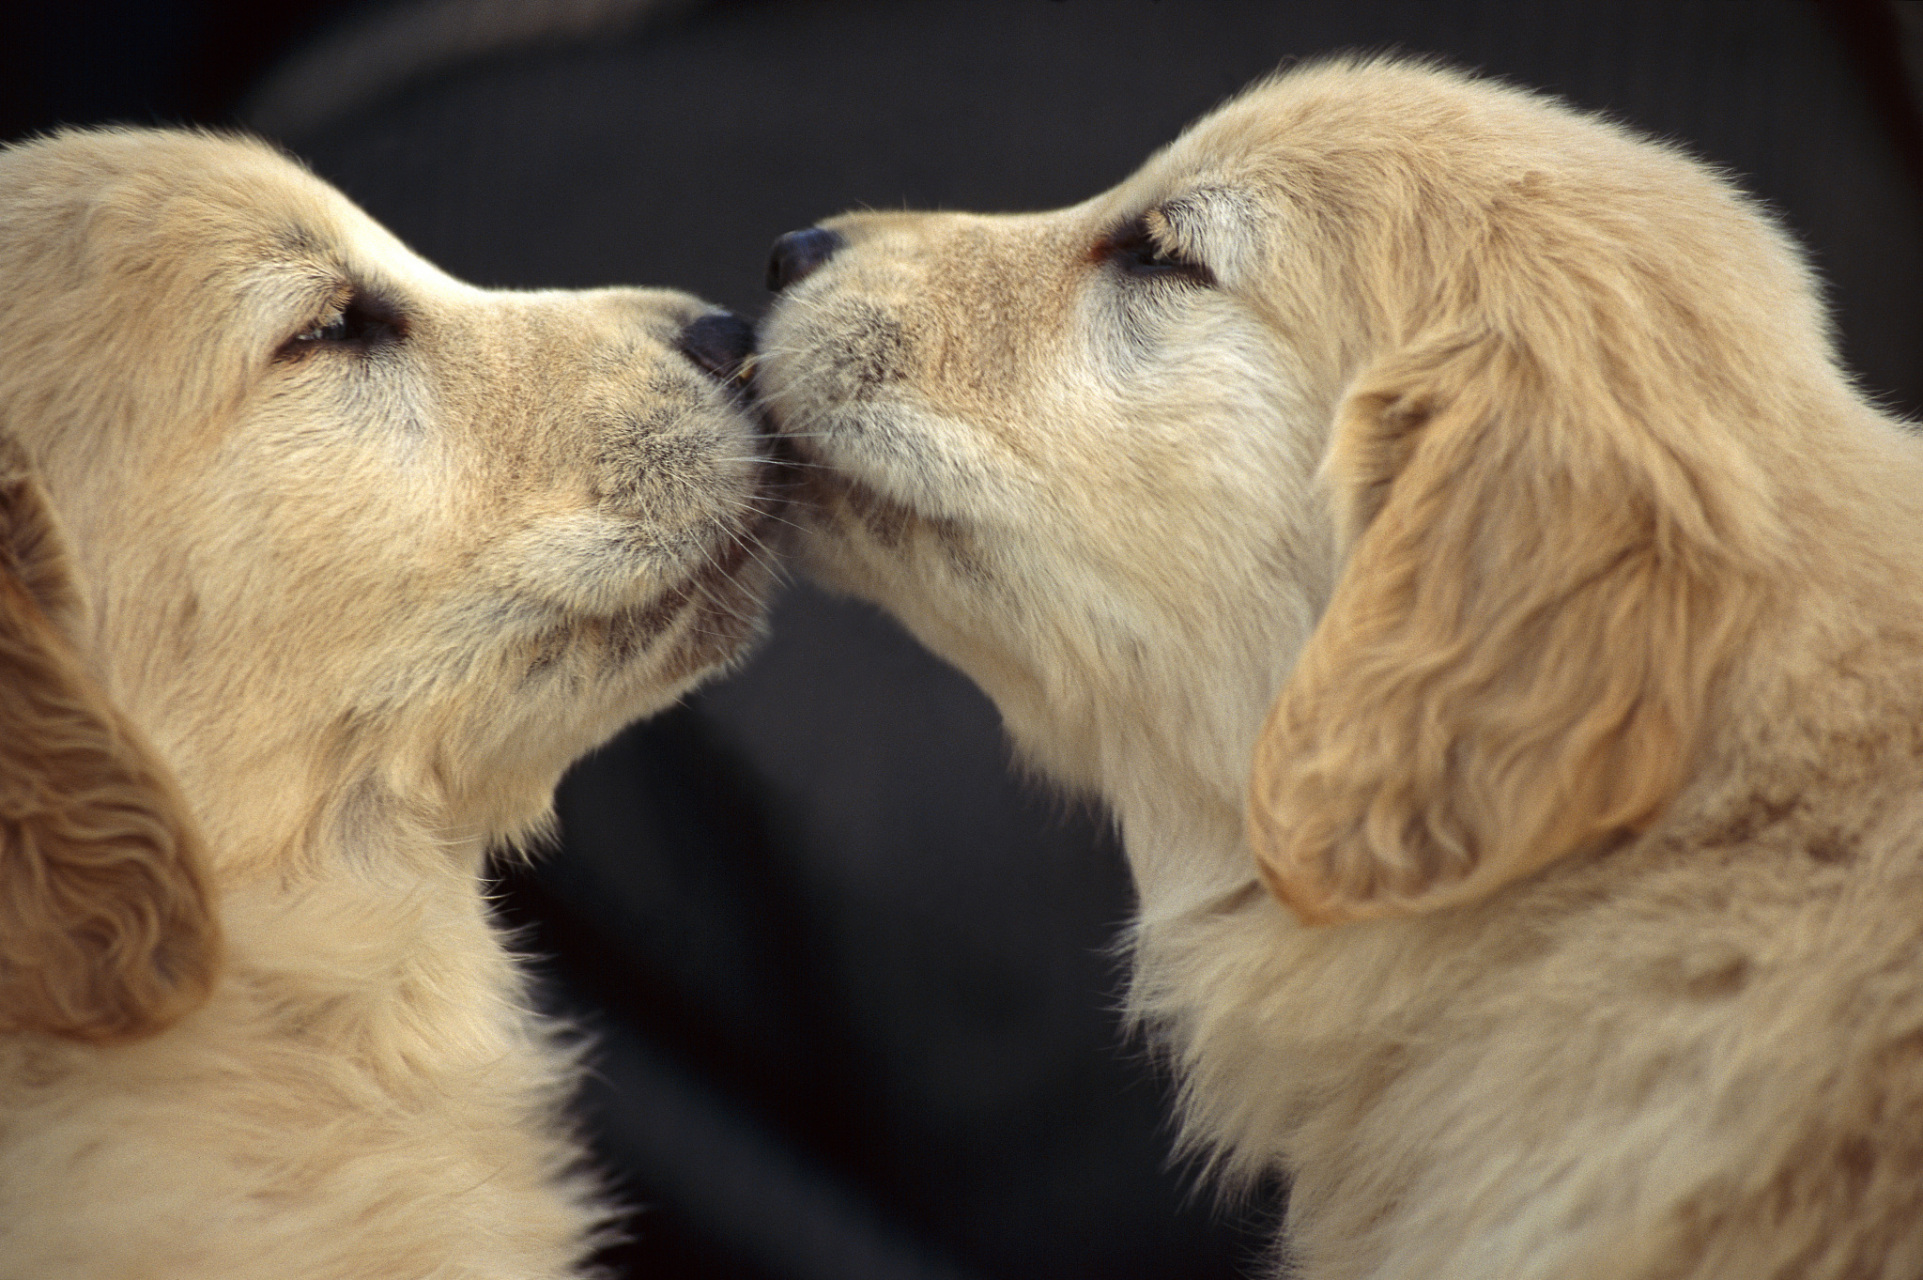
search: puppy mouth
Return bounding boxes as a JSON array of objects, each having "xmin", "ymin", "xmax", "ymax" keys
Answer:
[
  {"xmin": 651, "ymin": 412, "xmax": 794, "ymax": 667},
  {"xmin": 747, "ymin": 363, "xmax": 1002, "ymax": 597},
  {"xmin": 750, "ymin": 364, "xmax": 938, "ymax": 553},
  {"xmin": 697, "ymin": 451, "xmax": 787, "ymax": 594},
  {"xmin": 749, "ymin": 356, "xmax": 880, "ymax": 516},
  {"xmin": 532, "ymin": 407, "xmax": 793, "ymax": 684}
]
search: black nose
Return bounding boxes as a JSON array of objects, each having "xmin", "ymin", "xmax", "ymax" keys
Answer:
[
  {"xmin": 767, "ymin": 226, "xmax": 845, "ymax": 292},
  {"xmin": 677, "ymin": 310, "xmax": 756, "ymax": 382}
]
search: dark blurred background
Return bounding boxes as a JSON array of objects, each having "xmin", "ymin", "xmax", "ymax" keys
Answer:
[{"xmin": 7, "ymin": 3, "xmax": 1919, "ymax": 1277}]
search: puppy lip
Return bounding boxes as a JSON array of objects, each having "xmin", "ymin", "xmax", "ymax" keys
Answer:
[
  {"xmin": 722, "ymin": 428, "xmax": 796, "ymax": 572},
  {"xmin": 759, "ymin": 414, "xmax": 809, "ymax": 464},
  {"xmin": 682, "ymin": 480, "xmax": 786, "ymax": 657},
  {"xmin": 742, "ymin": 355, "xmax": 912, "ymax": 526}
]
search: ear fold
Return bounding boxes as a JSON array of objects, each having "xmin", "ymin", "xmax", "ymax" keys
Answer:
[
  {"xmin": 1249, "ymin": 332, "xmax": 1759, "ymax": 924},
  {"xmin": 1, "ymin": 448, "xmax": 220, "ymax": 1040}
]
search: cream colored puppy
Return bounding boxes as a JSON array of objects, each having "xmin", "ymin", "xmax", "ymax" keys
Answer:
[
  {"xmin": 758, "ymin": 58, "xmax": 1923, "ymax": 1279},
  {"xmin": 0, "ymin": 127, "xmax": 779, "ymax": 1278}
]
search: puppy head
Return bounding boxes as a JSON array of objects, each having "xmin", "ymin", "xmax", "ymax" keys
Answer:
[
  {"xmin": 1, "ymin": 440, "xmax": 218, "ymax": 1040},
  {"xmin": 761, "ymin": 58, "xmax": 1830, "ymax": 913},
  {"xmin": 758, "ymin": 155, "xmax": 1342, "ymax": 811},
  {"xmin": 0, "ymin": 128, "xmax": 780, "ymax": 865}
]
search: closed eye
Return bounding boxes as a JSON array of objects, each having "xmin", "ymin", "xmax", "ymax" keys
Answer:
[
  {"xmin": 279, "ymin": 290, "xmax": 407, "ymax": 359},
  {"xmin": 1099, "ymin": 214, "xmax": 1214, "ymax": 286}
]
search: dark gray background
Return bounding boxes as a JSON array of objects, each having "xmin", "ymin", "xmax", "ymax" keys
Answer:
[{"xmin": 8, "ymin": 3, "xmax": 1919, "ymax": 1276}]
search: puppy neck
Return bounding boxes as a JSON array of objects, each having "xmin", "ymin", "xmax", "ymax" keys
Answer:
[{"xmin": 1117, "ymin": 792, "xmax": 1264, "ymax": 927}]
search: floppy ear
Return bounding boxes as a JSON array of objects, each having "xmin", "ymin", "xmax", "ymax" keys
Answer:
[
  {"xmin": 1248, "ymin": 331, "xmax": 1760, "ymax": 924},
  {"xmin": 0, "ymin": 447, "xmax": 220, "ymax": 1040}
]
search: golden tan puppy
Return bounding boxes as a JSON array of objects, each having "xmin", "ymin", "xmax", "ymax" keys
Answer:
[
  {"xmin": 758, "ymin": 57, "xmax": 1923, "ymax": 1279},
  {"xmin": 0, "ymin": 127, "xmax": 779, "ymax": 1278}
]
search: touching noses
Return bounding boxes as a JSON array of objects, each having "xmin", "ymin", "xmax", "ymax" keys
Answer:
[{"xmin": 677, "ymin": 225, "xmax": 846, "ymax": 385}]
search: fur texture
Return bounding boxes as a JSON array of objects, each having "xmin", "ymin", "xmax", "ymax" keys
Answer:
[
  {"xmin": 0, "ymin": 127, "xmax": 780, "ymax": 1278},
  {"xmin": 758, "ymin": 58, "xmax": 1923, "ymax": 1278}
]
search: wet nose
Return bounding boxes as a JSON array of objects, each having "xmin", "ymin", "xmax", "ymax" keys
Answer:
[
  {"xmin": 766, "ymin": 226, "xmax": 846, "ymax": 292},
  {"xmin": 677, "ymin": 310, "xmax": 756, "ymax": 382}
]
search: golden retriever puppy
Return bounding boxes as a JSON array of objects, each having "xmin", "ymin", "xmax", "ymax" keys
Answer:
[
  {"xmin": 0, "ymin": 127, "xmax": 778, "ymax": 1278},
  {"xmin": 757, "ymin": 57, "xmax": 1923, "ymax": 1279}
]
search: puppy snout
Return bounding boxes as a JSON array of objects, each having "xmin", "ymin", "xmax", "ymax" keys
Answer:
[
  {"xmin": 767, "ymin": 227, "xmax": 846, "ymax": 292},
  {"xmin": 677, "ymin": 310, "xmax": 757, "ymax": 382}
]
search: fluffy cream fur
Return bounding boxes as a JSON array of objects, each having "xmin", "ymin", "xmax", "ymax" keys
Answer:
[
  {"xmin": 0, "ymin": 127, "xmax": 780, "ymax": 1278},
  {"xmin": 758, "ymin": 58, "xmax": 1923, "ymax": 1278}
]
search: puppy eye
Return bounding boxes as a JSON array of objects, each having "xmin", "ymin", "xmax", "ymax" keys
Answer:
[
  {"xmin": 280, "ymin": 292, "xmax": 406, "ymax": 359},
  {"xmin": 1102, "ymin": 216, "xmax": 1214, "ymax": 285},
  {"xmin": 291, "ymin": 313, "xmax": 349, "ymax": 345}
]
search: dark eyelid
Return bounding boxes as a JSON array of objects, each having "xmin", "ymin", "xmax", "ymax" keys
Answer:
[
  {"xmin": 348, "ymin": 288, "xmax": 407, "ymax": 335},
  {"xmin": 1097, "ymin": 211, "xmax": 1215, "ymax": 285},
  {"xmin": 277, "ymin": 283, "xmax": 408, "ymax": 361},
  {"xmin": 1091, "ymin": 214, "xmax": 1159, "ymax": 258}
]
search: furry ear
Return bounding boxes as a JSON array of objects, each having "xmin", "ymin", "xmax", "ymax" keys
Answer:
[
  {"xmin": 1, "ymin": 448, "xmax": 220, "ymax": 1040},
  {"xmin": 1248, "ymin": 331, "xmax": 1759, "ymax": 924}
]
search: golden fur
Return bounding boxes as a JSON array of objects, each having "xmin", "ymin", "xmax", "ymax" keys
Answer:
[
  {"xmin": 0, "ymin": 127, "xmax": 778, "ymax": 1277},
  {"xmin": 759, "ymin": 58, "xmax": 1923, "ymax": 1278}
]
